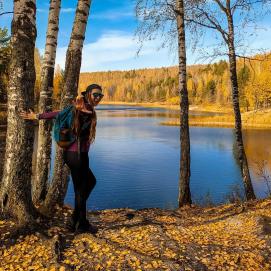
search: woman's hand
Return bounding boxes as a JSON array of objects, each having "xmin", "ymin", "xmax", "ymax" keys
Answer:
[{"xmin": 19, "ymin": 109, "xmax": 38, "ymax": 120}]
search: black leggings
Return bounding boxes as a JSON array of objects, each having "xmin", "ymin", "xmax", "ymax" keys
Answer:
[{"xmin": 63, "ymin": 151, "xmax": 96, "ymax": 225}]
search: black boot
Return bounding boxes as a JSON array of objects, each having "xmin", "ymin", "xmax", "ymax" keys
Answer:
[
  {"xmin": 66, "ymin": 211, "xmax": 78, "ymax": 232},
  {"xmin": 76, "ymin": 219, "xmax": 98, "ymax": 234}
]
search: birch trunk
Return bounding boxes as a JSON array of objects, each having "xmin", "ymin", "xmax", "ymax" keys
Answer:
[
  {"xmin": 176, "ymin": 0, "xmax": 192, "ymax": 207},
  {"xmin": 33, "ymin": 0, "xmax": 61, "ymax": 205},
  {"xmin": 0, "ymin": 0, "xmax": 37, "ymax": 224},
  {"xmin": 227, "ymin": 12, "xmax": 256, "ymax": 200},
  {"xmin": 44, "ymin": 0, "xmax": 91, "ymax": 210}
]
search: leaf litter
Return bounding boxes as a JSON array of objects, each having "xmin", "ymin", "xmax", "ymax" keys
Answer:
[{"xmin": 0, "ymin": 200, "xmax": 270, "ymax": 270}]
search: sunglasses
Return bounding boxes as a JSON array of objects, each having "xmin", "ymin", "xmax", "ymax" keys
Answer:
[{"xmin": 92, "ymin": 92, "xmax": 104, "ymax": 99}]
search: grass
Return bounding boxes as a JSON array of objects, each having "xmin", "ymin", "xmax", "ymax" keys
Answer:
[{"xmin": 161, "ymin": 109, "xmax": 271, "ymax": 129}]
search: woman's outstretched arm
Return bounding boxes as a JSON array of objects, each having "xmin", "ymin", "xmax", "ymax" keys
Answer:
[
  {"xmin": 19, "ymin": 109, "xmax": 60, "ymax": 120},
  {"xmin": 38, "ymin": 110, "xmax": 60, "ymax": 119}
]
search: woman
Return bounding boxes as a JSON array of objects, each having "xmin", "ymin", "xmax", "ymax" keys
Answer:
[{"xmin": 20, "ymin": 84, "xmax": 104, "ymax": 233}]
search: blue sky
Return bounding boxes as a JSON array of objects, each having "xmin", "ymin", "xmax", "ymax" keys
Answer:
[{"xmin": 1, "ymin": 0, "xmax": 271, "ymax": 72}]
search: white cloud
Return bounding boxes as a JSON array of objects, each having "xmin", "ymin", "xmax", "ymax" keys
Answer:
[
  {"xmin": 37, "ymin": 7, "xmax": 74, "ymax": 13},
  {"xmin": 55, "ymin": 31, "xmax": 178, "ymax": 72},
  {"xmin": 37, "ymin": 8, "xmax": 47, "ymax": 13},
  {"xmin": 91, "ymin": 10, "xmax": 134, "ymax": 20},
  {"xmin": 61, "ymin": 8, "xmax": 75, "ymax": 13}
]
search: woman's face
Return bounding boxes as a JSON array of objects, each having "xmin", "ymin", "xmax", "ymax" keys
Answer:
[{"xmin": 87, "ymin": 89, "xmax": 104, "ymax": 107}]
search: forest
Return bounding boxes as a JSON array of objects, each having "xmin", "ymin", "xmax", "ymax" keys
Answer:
[{"xmin": 78, "ymin": 56, "xmax": 271, "ymax": 110}]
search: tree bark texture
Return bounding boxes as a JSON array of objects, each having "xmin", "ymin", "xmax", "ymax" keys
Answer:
[
  {"xmin": 43, "ymin": 148, "xmax": 70, "ymax": 209},
  {"xmin": 0, "ymin": 0, "xmax": 37, "ymax": 224},
  {"xmin": 227, "ymin": 12, "xmax": 256, "ymax": 200},
  {"xmin": 44, "ymin": 0, "xmax": 91, "ymax": 210},
  {"xmin": 176, "ymin": 0, "xmax": 192, "ymax": 207},
  {"xmin": 33, "ymin": 0, "xmax": 61, "ymax": 205}
]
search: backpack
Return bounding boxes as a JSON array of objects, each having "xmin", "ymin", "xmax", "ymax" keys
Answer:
[{"xmin": 53, "ymin": 105, "xmax": 76, "ymax": 149}]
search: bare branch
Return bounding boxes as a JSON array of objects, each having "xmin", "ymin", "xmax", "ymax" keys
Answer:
[
  {"xmin": 236, "ymin": 53, "xmax": 271, "ymax": 61},
  {"xmin": 195, "ymin": 46, "xmax": 229, "ymax": 63},
  {"xmin": 231, "ymin": 0, "xmax": 263, "ymax": 14},
  {"xmin": 0, "ymin": 11, "xmax": 13, "ymax": 16},
  {"xmin": 226, "ymin": 0, "xmax": 231, "ymax": 13},
  {"xmin": 191, "ymin": 6, "xmax": 229, "ymax": 43},
  {"xmin": 165, "ymin": 0, "xmax": 177, "ymax": 13},
  {"xmin": 214, "ymin": 0, "xmax": 228, "ymax": 14},
  {"xmin": 185, "ymin": 18, "xmax": 217, "ymax": 30}
]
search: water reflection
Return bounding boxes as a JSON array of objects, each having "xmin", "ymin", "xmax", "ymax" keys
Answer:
[
  {"xmin": 243, "ymin": 129, "xmax": 271, "ymax": 197},
  {"xmin": 96, "ymin": 105, "xmax": 224, "ymax": 119}
]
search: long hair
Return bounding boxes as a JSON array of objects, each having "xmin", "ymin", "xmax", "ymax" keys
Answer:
[
  {"xmin": 72, "ymin": 95, "xmax": 97, "ymax": 144},
  {"xmin": 88, "ymin": 109, "xmax": 97, "ymax": 144}
]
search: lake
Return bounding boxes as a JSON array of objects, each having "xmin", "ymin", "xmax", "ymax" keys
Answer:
[{"xmin": 48, "ymin": 104, "xmax": 271, "ymax": 210}]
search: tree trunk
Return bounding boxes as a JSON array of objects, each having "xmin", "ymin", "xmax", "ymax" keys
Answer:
[
  {"xmin": 44, "ymin": 0, "xmax": 91, "ymax": 210},
  {"xmin": 227, "ymin": 13, "xmax": 256, "ymax": 200},
  {"xmin": 0, "ymin": 0, "xmax": 37, "ymax": 224},
  {"xmin": 176, "ymin": 0, "xmax": 192, "ymax": 207},
  {"xmin": 33, "ymin": 0, "xmax": 61, "ymax": 205},
  {"xmin": 43, "ymin": 148, "xmax": 70, "ymax": 209}
]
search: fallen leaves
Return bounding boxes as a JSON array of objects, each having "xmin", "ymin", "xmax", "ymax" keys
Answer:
[{"xmin": 0, "ymin": 199, "xmax": 270, "ymax": 270}]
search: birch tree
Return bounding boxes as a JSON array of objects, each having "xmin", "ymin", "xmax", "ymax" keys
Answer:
[
  {"xmin": 44, "ymin": 0, "xmax": 92, "ymax": 210},
  {"xmin": 136, "ymin": 0, "xmax": 192, "ymax": 206},
  {"xmin": 185, "ymin": 0, "xmax": 265, "ymax": 200},
  {"xmin": 176, "ymin": 0, "xmax": 191, "ymax": 206},
  {"xmin": 0, "ymin": 0, "xmax": 37, "ymax": 224},
  {"xmin": 33, "ymin": 0, "xmax": 61, "ymax": 205}
]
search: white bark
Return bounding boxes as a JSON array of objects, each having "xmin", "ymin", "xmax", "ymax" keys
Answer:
[
  {"xmin": 33, "ymin": 0, "xmax": 61, "ymax": 204},
  {"xmin": 0, "ymin": 0, "xmax": 37, "ymax": 224}
]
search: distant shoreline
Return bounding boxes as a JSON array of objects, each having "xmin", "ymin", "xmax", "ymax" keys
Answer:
[
  {"xmin": 101, "ymin": 101, "xmax": 180, "ymax": 110},
  {"xmin": 102, "ymin": 102, "xmax": 271, "ymax": 129}
]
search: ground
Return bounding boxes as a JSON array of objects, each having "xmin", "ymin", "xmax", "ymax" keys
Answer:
[{"xmin": 0, "ymin": 199, "xmax": 271, "ymax": 271}]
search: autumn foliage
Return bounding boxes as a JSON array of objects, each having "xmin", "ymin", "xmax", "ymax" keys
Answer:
[{"xmin": 76, "ymin": 55, "xmax": 271, "ymax": 111}]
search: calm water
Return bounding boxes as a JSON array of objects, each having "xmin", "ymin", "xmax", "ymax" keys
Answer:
[{"xmin": 48, "ymin": 105, "xmax": 271, "ymax": 210}]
